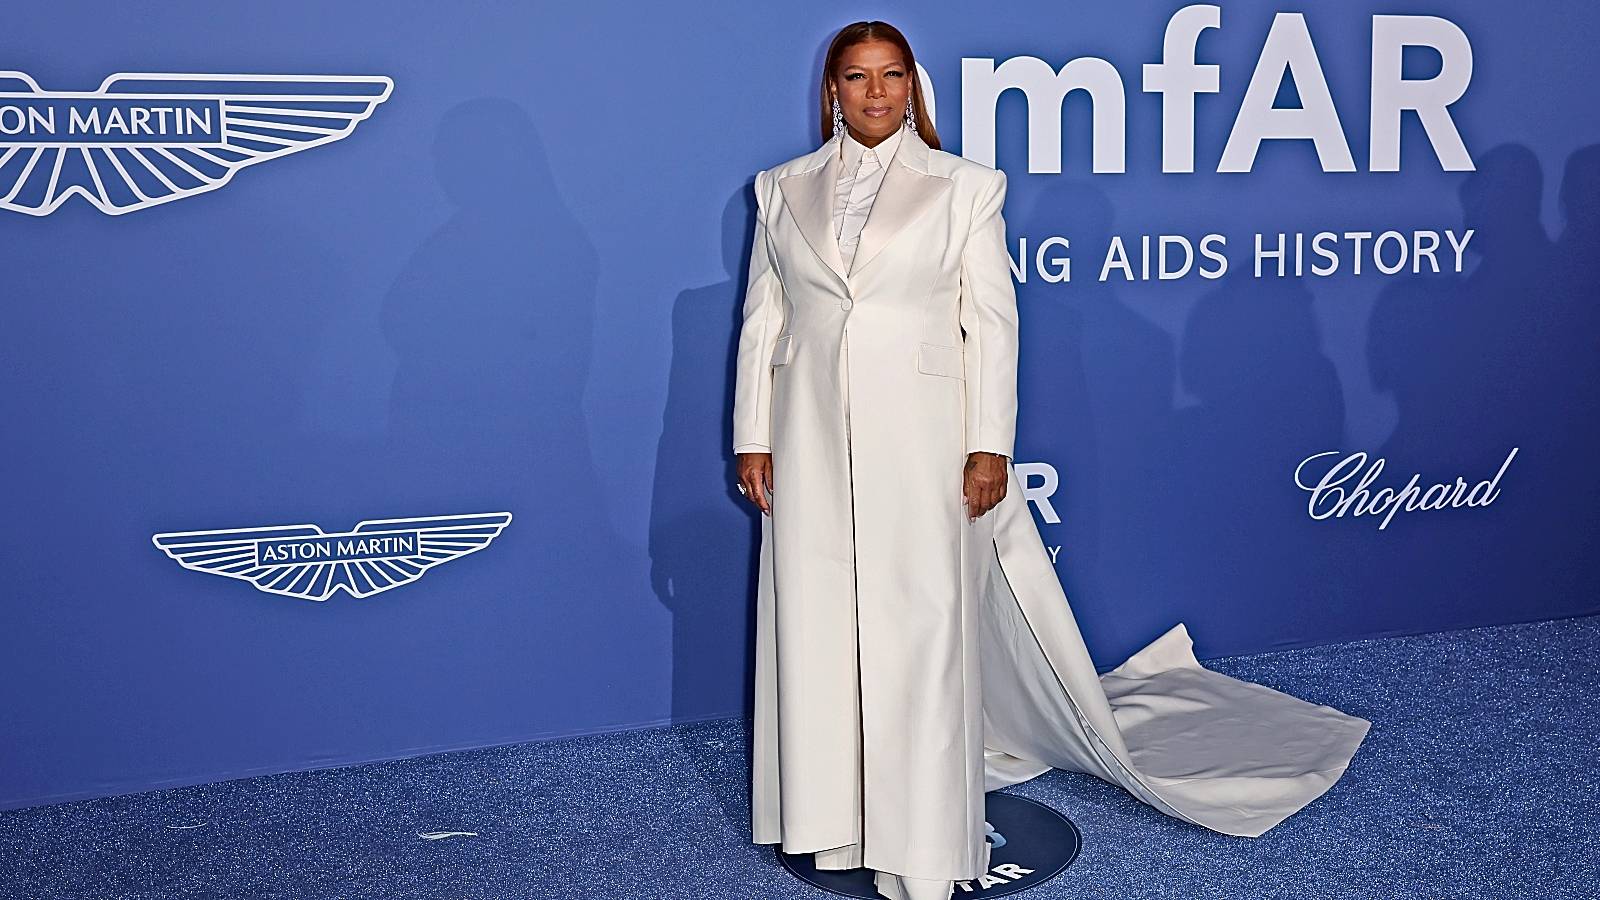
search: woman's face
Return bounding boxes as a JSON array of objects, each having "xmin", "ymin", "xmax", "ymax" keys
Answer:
[{"xmin": 831, "ymin": 39, "xmax": 911, "ymax": 146}]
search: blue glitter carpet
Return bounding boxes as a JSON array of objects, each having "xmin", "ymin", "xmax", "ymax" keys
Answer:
[{"xmin": 1, "ymin": 614, "xmax": 1595, "ymax": 899}]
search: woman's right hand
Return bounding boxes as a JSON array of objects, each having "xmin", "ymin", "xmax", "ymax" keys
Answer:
[{"xmin": 737, "ymin": 452, "xmax": 774, "ymax": 516}]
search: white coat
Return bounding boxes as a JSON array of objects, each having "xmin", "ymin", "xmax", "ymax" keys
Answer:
[{"xmin": 733, "ymin": 126, "xmax": 1372, "ymax": 883}]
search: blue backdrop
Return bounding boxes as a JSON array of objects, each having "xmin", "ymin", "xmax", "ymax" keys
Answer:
[{"xmin": 2, "ymin": 0, "xmax": 1596, "ymax": 809}]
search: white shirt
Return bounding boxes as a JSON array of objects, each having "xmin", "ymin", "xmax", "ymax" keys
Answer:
[
  {"xmin": 734, "ymin": 125, "xmax": 907, "ymax": 456},
  {"xmin": 833, "ymin": 123, "xmax": 905, "ymax": 273}
]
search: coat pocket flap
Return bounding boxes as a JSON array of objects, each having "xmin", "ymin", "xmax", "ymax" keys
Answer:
[
  {"xmin": 770, "ymin": 333, "xmax": 794, "ymax": 366},
  {"xmin": 917, "ymin": 342, "xmax": 965, "ymax": 379}
]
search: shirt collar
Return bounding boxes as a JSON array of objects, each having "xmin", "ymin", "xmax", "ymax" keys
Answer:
[{"xmin": 838, "ymin": 121, "xmax": 906, "ymax": 170}]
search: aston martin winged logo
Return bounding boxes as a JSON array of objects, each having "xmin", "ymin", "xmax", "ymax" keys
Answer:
[
  {"xmin": 152, "ymin": 513, "xmax": 512, "ymax": 601},
  {"xmin": 0, "ymin": 72, "xmax": 392, "ymax": 215}
]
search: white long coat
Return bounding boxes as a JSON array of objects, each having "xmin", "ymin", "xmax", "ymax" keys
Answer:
[{"xmin": 733, "ymin": 127, "xmax": 1372, "ymax": 883}]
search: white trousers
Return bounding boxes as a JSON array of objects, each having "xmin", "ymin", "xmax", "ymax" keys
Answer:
[
  {"xmin": 813, "ymin": 336, "xmax": 969, "ymax": 900},
  {"xmin": 814, "ymin": 837, "xmax": 992, "ymax": 900}
]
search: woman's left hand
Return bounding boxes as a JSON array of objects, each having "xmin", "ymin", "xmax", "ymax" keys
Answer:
[{"xmin": 963, "ymin": 451, "xmax": 1008, "ymax": 521}]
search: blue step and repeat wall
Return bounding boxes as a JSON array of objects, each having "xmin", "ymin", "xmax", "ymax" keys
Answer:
[{"xmin": 2, "ymin": 1, "xmax": 1596, "ymax": 809}]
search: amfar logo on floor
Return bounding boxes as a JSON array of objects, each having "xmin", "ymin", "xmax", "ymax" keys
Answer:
[
  {"xmin": 778, "ymin": 792, "xmax": 1081, "ymax": 897},
  {"xmin": 152, "ymin": 513, "xmax": 512, "ymax": 601},
  {"xmin": 0, "ymin": 72, "xmax": 392, "ymax": 216}
]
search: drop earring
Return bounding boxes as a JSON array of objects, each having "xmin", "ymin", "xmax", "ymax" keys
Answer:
[
  {"xmin": 832, "ymin": 96, "xmax": 844, "ymax": 140},
  {"xmin": 904, "ymin": 95, "xmax": 915, "ymax": 131}
]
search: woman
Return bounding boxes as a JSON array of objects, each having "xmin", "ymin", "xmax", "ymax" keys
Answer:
[{"xmin": 732, "ymin": 21, "xmax": 1371, "ymax": 900}]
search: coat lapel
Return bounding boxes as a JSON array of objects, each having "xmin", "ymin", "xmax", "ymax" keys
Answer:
[
  {"xmin": 776, "ymin": 126, "xmax": 951, "ymax": 288},
  {"xmin": 850, "ymin": 127, "xmax": 949, "ymax": 275},
  {"xmin": 777, "ymin": 139, "xmax": 849, "ymax": 286}
]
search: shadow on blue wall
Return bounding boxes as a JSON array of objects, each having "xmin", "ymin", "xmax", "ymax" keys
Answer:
[
  {"xmin": 1363, "ymin": 143, "xmax": 1600, "ymax": 627},
  {"xmin": 648, "ymin": 183, "xmax": 763, "ymax": 826},
  {"xmin": 379, "ymin": 97, "xmax": 659, "ymax": 741}
]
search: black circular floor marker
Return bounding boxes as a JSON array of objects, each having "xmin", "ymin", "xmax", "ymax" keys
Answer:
[{"xmin": 776, "ymin": 792, "xmax": 1081, "ymax": 898}]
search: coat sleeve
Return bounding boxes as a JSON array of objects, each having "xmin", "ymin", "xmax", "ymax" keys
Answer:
[
  {"xmin": 957, "ymin": 167, "xmax": 1019, "ymax": 459},
  {"xmin": 731, "ymin": 168, "xmax": 785, "ymax": 453}
]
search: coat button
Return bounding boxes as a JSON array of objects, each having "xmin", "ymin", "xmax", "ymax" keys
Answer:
[{"xmin": 841, "ymin": 297, "xmax": 854, "ymax": 310}]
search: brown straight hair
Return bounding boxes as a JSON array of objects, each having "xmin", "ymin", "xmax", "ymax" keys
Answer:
[{"xmin": 818, "ymin": 21, "xmax": 941, "ymax": 150}]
